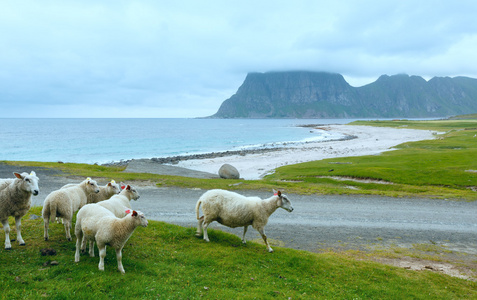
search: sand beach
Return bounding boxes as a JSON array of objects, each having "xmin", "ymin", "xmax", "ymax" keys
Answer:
[{"xmin": 169, "ymin": 125, "xmax": 438, "ymax": 179}]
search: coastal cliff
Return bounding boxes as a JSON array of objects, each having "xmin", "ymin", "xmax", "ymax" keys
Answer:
[{"xmin": 209, "ymin": 71, "xmax": 477, "ymax": 118}]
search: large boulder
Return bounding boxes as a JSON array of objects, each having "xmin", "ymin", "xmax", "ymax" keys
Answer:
[{"xmin": 218, "ymin": 164, "xmax": 240, "ymax": 179}]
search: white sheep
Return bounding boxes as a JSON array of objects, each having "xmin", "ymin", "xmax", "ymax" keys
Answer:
[
  {"xmin": 61, "ymin": 179, "xmax": 121, "ymax": 203},
  {"xmin": 78, "ymin": 184, "xmax": 140, "ymax": 251},
  {"xmin": 42, "ymin": 178, "xmax": 100, "ymax": 241},
  {"xmin": 97, "ymin": 184, "xmax": 140, "ymax": 217},
  {"xmin": 74, "ymin": 204, "xmax": 148, "ymax": 274},
  {"xmin": 195, "ymin": 189, "xmax": 294, "ymax": 252},
  {"xmin": 55, "ymin": 179, "xmax": 121, "ymax": 224},
  {"xmin": 0, "ymin": 171, "xmax": 40, "ymax": 250}
]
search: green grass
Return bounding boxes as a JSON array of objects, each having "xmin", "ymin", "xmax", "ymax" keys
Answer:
[
  {"xmin": 1, "ymin": 207, "xmax": 475, "ymax": 299},
  {"xmin": 265, "ymin": 119, "xmax": 477, "ymax": 200}
]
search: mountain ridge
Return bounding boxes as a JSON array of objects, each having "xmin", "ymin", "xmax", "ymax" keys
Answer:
[{"xmin": 209, "ymin": 71, "xmax": 477, "ymax": 118}]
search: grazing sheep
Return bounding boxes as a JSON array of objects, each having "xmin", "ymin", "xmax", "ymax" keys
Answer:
[
  {"xmin": 0, "ymin": 171, "xmax": 39, "ymax": 250},
  {"xmin": 74, "ymin": 204, "xmax": 148, "ymax": 274},
  {"xmin": 42, "ymin": 178, "xmax": 100, "ymax": 241},
  {"xmin": 195, "ymin": 189, "xmax": 294, "ymax": 252},
  {"xmin": 97, "ymin": 184, "xmax": 140, "ymax": 218}
]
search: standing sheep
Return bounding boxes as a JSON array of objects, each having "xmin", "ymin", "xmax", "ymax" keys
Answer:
[
  {"xmin": 42, "ymin": 178, "xmax": 100, "ymax": 241},
  {"xmin": 56, "ymin": 179, "xmax": 121, "ymax": 224},
  {"xmin": 97, "ymin": 184, "xmax": 140, "ymax": 217},
  {"xmin": 75, "ymin": 204, "xmax": 148, "ymax": 274},
  {"xmin": 0, "ymin": 171, "xmax": 39, "ymax": 250},
  {"xmin": 195, "ymin": 189, "xmax": 294, "ymax": 252},
  {"xmin": 78, "ymin": 184, "xmax": 140, "ymax": 251},
  {"xmin": 62, "ymin": 179, "xmax": 121, "ymax": 203}
]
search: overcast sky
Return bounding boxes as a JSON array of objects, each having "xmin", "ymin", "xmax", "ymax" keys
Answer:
[{"xmin": 1, "ymin": 1, "xmax": 477, "ymax": 118}]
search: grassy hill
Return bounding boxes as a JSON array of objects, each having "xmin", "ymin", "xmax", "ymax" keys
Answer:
[{"xmin": 1, "ymin": 206, "xmax": 475, "ymax": 299}]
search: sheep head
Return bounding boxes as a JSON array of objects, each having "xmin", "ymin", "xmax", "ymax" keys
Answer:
[
  {"xmin": 107, "ymin": 180, "xmax": 121, "ymax": 194},
  {"xmin": 125, "ymin": 209, "xmax": 148, "ymax": 227},
  {"xmin": 120, "ymin": 184, "xmax": 140, "ymax": 201},
  {"xmin": 84, "ymin": 178, "xmax": 100, "ymax": 194},
  {"xmin": 273, "ymin": 190, "xmax": 293, "ymax": 212},
  {"xmin": 14, "ymin": 171, "xmax": 40, "ymax": 196}
]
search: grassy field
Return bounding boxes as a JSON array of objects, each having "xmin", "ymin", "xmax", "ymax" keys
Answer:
[
  {"xmin": 1, "ymin": 118, "xmax": 477, "ymax": 298},
  {"xmin": 0, "ymin": 206, "xmax": 475, "ymax": 299},
  {"xmin": 265, "ymin": 119, "xmax": 477, "ymax": 200}
]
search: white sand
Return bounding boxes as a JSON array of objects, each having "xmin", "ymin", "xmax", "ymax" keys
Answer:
[{"xmin": 173, "ymin": 125, "xmax": 439, "ymax": 180}]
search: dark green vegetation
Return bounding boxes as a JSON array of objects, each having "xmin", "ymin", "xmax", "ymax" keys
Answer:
[
  {"xmin": 209, "ymin": 71, "xmax": 477, "ymax": 118},
  {"xmin": 1, "ymin": 207, "xmax": 475, "ymax": 299}
]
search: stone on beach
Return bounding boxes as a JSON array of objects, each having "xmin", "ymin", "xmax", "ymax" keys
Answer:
[{"xmin": 218, "ymin": 164, "xmax": 240, "ymax": 179}]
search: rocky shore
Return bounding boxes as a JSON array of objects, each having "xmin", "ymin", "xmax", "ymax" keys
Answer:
[{"xmin": 103, "ymin": 133, "xmax": 357, "ymax": 167}]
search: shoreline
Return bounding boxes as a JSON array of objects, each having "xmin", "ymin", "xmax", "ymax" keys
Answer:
[
  {"xmin": 103, "ymin": 130, "xmax": 357, "ymax": 167},
  {"xmin": 111, "ymin": 125, "xmax": 438, "ymax": 180}
]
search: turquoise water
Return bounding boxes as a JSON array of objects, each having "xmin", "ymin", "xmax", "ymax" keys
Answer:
[{"xmin": 0, "ymin": 118, "xmax": 354, "ymax": 164}]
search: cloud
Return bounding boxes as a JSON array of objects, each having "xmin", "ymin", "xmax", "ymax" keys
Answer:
[{"xmin": 1, "ymin": 1, "xmax": 477, "ymax": 117}]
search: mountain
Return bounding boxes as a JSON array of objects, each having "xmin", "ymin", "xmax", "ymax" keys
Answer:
[{"xmin": 208, "ymin": 71, "xmax": 477, "ymax": 118}]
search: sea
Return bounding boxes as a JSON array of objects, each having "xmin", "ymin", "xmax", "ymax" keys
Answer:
[{"xmin": 0, "ymin": 118, "xmax": 357, "ymax": 165}]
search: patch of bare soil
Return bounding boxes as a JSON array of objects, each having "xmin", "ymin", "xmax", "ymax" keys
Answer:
[
  {"xmin": 318, "ymin": 176, "xmax": 394, "ymax": 184},
  {"xmin": 371, "ymin": 256, "xmax": 477, "ymax": 281}
]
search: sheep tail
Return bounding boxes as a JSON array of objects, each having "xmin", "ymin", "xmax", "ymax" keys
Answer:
[
  {"xmin": 49, "ymin": 201, "xmax": 58, "ymax": 222},
  {"xmin": 195, "ymin": 199, "xmax": 202, "ymax": 220}
]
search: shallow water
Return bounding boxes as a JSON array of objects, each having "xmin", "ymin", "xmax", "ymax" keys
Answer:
[{"xmin": 0, "ymin": 118, "xmax": 355, "ymax": 164}]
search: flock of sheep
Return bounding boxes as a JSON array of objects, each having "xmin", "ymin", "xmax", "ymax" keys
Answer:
[{"xmin": 0, "ymin": 170, "xmax": 294, "ymax": 274}]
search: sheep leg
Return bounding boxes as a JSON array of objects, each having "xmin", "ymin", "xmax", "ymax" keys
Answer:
[
  {"xmin": 14, "ymin": 216, "xmax": 25, "ymax": 246},
  {"xmin": 98, "ymin": 244, "xmax": 106, "ymax": 271},
  {"xmin": 63, "ymin": 220, "xmax": 72, "ymax": 241},
  {"xmin": 1, "ymin": 219, "xmax": 11, "ymax": 250},
  {"xmin": 43, "ymin": 217, "xmax": 49, "ymax": 241},
  {"xmin": 80, "ymin": 235, "xmax": 87, "ymax": 253},
  {"xmin": 202, "ymin": 221, "xmax": 210, "ymax": 242},
  {"xmin": 74, "ymin": 230, "xmax": 83, "ymax": 262},
  {"xmin": 89, "ymin": 241, "xmax": 95, "ymax": 257},
  {"xmin": 257, "ymin": 228, "xmax": 273, "ymax": 253},
  {"xmin": 195, "ymin": 216, "xmax": 204, "ymax": 237},
  {"xmin": 242, "ymin": 226, "xmax": 248, "ymax": 244},
  {"xmin": 116, "ymin": 248, "xmax": 125, "ymax": 274}
]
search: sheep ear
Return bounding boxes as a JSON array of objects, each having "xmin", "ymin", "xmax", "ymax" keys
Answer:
[
  {"xmin": 132, "ymin": 211, "xmax": 138, "ymax": 217},
  {"xmin": 275, "ymin": 191, "xmax": 282, "ymax": 197},
  {"xmin": 30, "ymin": 171, "xmax": 36, "ymax": 176},
  {"xmin": 126, "ymin": 185, "xmax": 131, "ymax": 190},
  {"xmin": 107, "ymin": 182, "xmax": 112, "ymax": 187},
  {"xmin": 14, "ymin": 172, "xmax": 22, "ymax": 179}
]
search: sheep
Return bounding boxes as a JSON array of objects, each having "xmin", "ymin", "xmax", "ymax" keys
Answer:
[
  {"xmin": 0, "ymin": 171, "xmax": 40, "ymax": 250},
  {"xmin": 78, "ymin": 184, "xmax": 140, "ymax": 251},
  {"xmin": 74, "ymin": 204, "xmax": 148, "ymax": 274},
  {"xmin": 195, "ymin": 189, "xmax": 294, "ymax": 252},
  {"xmin": 55, "ymin": 179, "xmax": 121, "ymax": 223},
  {"xmin": 61, "ymin": 179, "xmax": 121, "ymax": 203},
  {"xmin": 42, "ymin": 177, "xmax": 100, "ymax": 241},
  {"xmin": 97, "ymin": 184, "xmax": 140, "ymax": 218}
]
